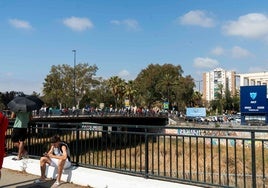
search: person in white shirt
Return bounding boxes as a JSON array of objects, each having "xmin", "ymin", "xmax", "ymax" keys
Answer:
[{"xmin": 34, "ymin": 135, "xmax": 71, "ymax": 187}]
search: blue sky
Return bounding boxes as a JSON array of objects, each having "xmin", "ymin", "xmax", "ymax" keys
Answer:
[{"xmin": 1, "ymin": 0, "xmax": 268, "ymax": 94}]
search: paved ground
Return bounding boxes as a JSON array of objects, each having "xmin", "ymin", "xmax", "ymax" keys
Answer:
[{"xmin": 0, "ymin": 168, "xmax": 91, "ymax": 188}]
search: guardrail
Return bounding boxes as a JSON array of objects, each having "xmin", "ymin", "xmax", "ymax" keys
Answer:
[{"xmin": 5, "ymin": 121, "xmax": 268, "ymax": 188}]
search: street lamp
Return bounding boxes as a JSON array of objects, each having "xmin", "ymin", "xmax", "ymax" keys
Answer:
[{"xmin": 72, "ymin": 50, "xmax": 76, "ymax": 108}]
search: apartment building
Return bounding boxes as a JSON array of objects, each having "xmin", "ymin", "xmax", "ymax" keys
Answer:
[
  {"xmin": 202, "ymin": 68, "xmax": 236, "ymax": 101},
  {"xmin": 203, "ymin": 69, "xmax": 268, "ymax": 101}
]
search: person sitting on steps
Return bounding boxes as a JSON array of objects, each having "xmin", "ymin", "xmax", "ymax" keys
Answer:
[{"xmin": 34, "ymin": 135, "xmax": 71, "ymax": 187}]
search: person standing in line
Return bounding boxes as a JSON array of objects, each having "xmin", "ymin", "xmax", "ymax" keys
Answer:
[
  {"xmin": 0, "ymin": 112, "xmax": 9, "ymax": 179},
  {"xmin": 10, "ymin": 111, "xmax": 31, "ymax": 160},
  {"xmin": 34, "ymin": 135, "xmax": 71, "ymax": 187}
]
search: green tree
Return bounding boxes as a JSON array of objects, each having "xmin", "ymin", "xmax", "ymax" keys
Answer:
[
  {"xmin": 190, "ymin": 91, "xmax": 203, "ymax": 107},
  {"xmin": 42, "ymin": 63, "xmax": 98, "ymax": 108},
  {"xmin": 178, "ymin": 75, "xmax": 195, "ymax": 109},
  {"xmin": 80, "ymin": 78, "xmax": 114, "ymax": 109},
  {"xmin": 134, "ymin": 63, "xmax": 194, "ymax": 111},
  {"xmin": 124, "ymin": 80, "xmax": 137, "ymax": 107},
  {"xmin": 212, "ymin": 83, "xmax": 224, "ymax": 114},
  {"xmin": 107, "ymin": 76, "xmax": 126, "ymax": 109}
]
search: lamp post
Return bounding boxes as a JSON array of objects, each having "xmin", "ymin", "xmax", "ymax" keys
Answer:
[{"xmin": 72, "ymin": 50, "xmax": 76, "ymax": 108}]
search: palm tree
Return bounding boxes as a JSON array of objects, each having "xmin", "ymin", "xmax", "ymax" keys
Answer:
[
  {"xmin": 191, "ymin": 91, "xmax": 203, "ymax": 107},
  {"xmin": 124, "ymin": 80, "xmax": 137, "ymax": 107},
  {"xmin": 107, "ymin": 76, "xmax": 126, "ymax": 109},
  {"xmin": 157, "ymin": 73, "xmax": 180, "ymax": 109}
]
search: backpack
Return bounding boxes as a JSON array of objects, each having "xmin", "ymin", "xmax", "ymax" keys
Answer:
[{"xmin": 59, "ymin": 142, "xmax": 71, "ymax": 161}]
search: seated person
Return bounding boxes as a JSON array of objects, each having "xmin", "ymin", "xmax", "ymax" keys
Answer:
[{"xmin": 34, "ymin": 135, "xmax": 71, "ymax": 187}]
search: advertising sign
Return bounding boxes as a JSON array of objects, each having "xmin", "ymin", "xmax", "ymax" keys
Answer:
[
  {"xmin": 186, "ymin": 107, "xmax": 206, "ymax": 117},
  {"xmin": 240, "ymin": 85, "xmax": 267, "ymax": 113}
]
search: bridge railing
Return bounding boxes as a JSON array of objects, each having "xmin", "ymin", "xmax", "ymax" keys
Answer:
[{"xmin": 5, "ymin": 121, "xmax": 268, "ymax": 188}]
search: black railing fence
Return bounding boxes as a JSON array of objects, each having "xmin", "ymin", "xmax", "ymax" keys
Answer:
[{"xmin": 5, "ymin": 121, "xmax": 268, "ymax": 188}]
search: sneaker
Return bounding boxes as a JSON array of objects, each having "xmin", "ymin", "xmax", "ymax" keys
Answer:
[{"xmin": 51, "ymin": 181, "xmax": 61, "ymax": 187}]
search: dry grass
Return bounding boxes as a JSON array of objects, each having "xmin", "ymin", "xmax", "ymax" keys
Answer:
[{"xmin": 81, "ymin": 134, "xmax": 268, "ymax": 187}]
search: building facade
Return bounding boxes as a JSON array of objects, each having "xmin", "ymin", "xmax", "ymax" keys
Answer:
[
  {"xmin": 202, "ymin": 68, "xmax": 236, "ymax": 101},
  {"xmin": 237, "ymin": 71, "xmax": 268, "ymax": 88},
  {"xmin": 203, "ymin": 69, "xmax": 268, "ymax": 101}
]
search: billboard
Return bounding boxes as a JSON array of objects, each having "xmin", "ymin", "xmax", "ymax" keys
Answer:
[
  {"xmin": 240, "ymin": 85, "xmax": 268, "ymax": 113},
  {"xmin": 186, "ymin": 107, "xmax": 206, "ymax": 117}
]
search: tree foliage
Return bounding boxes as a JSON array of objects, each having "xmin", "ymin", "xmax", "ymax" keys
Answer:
[
  {"xmin": 107, "ymin": 76, "xmax": 126, "ymax": 108},
  {"xmin": 42, "ymin": 63, "xmax": 98, "ymax": 108},
  {"xmin": 134, "ymin": 63, "xmax": 195, "ymax": 111}
]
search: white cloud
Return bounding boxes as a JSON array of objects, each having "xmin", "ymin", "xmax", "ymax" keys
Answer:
[
  {"xmin": 118, "ymin": 70, "xmax": 130, "ymax": 78},
  {"xmin": 179, "ymin": 10, "xmax": 215, "ymax": 28},
  {"xmin": 193, "ymin": 57, "xmax": 219, "ymax": 68},
  {"xmin": 8, "ymin": 19, "xmax": 32, "ymax": 29},
  {"xmin": 222, "ymin": 13, "xmax": 268, "ymax": 39},
  {"xmin": 231, "ymin": 46, "xmax": 252, "ymax": 59},
  {"xmin": 211, "ymin": 46, "xmax": 225, "ymax": 56},
  {"xmin": 110, "ymin": 19, "xmax": 140, "ymax": 30},
  {"xmin": 63, "ymin": 17, "xmax": 93, "ymax": 31}
]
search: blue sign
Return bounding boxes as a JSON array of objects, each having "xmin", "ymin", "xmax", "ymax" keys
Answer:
[
  {"xmin": 186, "ymin": 107, "xmax": 206, "ymax": 117},
  {"xmin": 240, "ymin": 85, "xmax": 268, "ymax": 113}
]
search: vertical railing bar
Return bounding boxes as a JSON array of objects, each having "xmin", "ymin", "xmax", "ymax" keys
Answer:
[
  {"xmin": 243, "ymin": 139, "xmax": 246, "ymax": 188},
  {"xmin": 129, "ymin": 133, "xmax": 132, "ymax": 173},
  {"xmin": 182, "ymin": 136, "xmax": 185, "ymax": 180},
  {"xmin": 134, "ymin": 134, "xmax": 137, "ymax": 172},
  {"xmin": 218, "ymin": 138, "xmax": 221, "ymax": 186},
  {"xmin": 151, "ymin": 134, "xmax": 154, "ymax": 175},
  {"xmin": 251, "ymin": 131, "xmax": 256, "ymax": 188},
  {"xmin": 169, "ymin": 135, "xmax": 172, "ymax": 177},
  {"xmin": 114, "ymin": 129, "xmax": 117, "ymax": 169},
  {"xmin": 234, "ymin": 138, "xmax": 238, "ymax": 187},
  {"xmin": 196, "ymin": 137, "xmax": 199, "ymax": 181},
  {"xmin": 211, "ymin": 137, "xmax": 214, "ymax": 184},
  {"xmin": 145, "ymin": 128, "xmax": 149, "ymax": 178},
  {"xmin": 101, "ymin": 129, "xmax": 104, "ymax": 167},
  {"xmin": 163, "ymin": 134, "xmax": 166, "ymax": 176},
  {"xmin": 109, "ymin": 128, "xmax": 112, "ymax": 168},
  {"xmin": 84, "ymin": 130, "xmax": 87, "ymax": 166},
  {"xmin": 176, "ymin": 135, "xmax": 178, "ymax": 178},
  {"xmin": 139, "ymin": 133, "xmax": 142, "ymax": 173},
  {"xmin": 189, "ymin": 136, "xmax": 192, "ymax": 180},
  {"xmin": 75, "ymin": 123, "xmax": 79, "ymax": 166},
  {"xmin": 96, "ymin": 130, "xmax": 99, "ymax": 166},
  {"xmin": 158, "ymin": 134, "xmax": 160, "ymax": 176},
  {"xmin": 105, "ymin": 128, "xmax": 108, "ymax": 168},
  {"xmin": 226, "ymin": 137, "xmax": 229, "ymax": 186},
  {"xmin": 124, "ymin": 131, "xmax": 127, "ymax": 171},
  {"xmin": 261, "ymin": 140, "xmax": 265, "ymax": 188},
  {"xmin": 92, "ymin": 128, "xmax": 95, "ymax": 165},
  {"xmin": 203, "ymin": 137, "xmax": 206, "ymax": 183}
]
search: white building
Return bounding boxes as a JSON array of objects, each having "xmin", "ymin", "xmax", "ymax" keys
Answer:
[
  {"xmin": 203, "ymin": 69, "xmax": 268, "ymax": 101},
  {"xmin": 202, "ymin": 68, "xmax": 236, "ymax": 101},
  {"xmin": 237, "ymin": 72, "xmax": 268, "ymax": 87}
]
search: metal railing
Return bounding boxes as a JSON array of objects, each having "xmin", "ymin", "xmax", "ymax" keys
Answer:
[{"xmin": 5, "ymin": 121, "xmax": 268, "ymax": 188}]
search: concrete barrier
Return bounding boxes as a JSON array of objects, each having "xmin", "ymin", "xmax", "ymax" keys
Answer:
[{"xmin": 3, "ymin": 155, "xmax": 198, "ymax": 188}]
